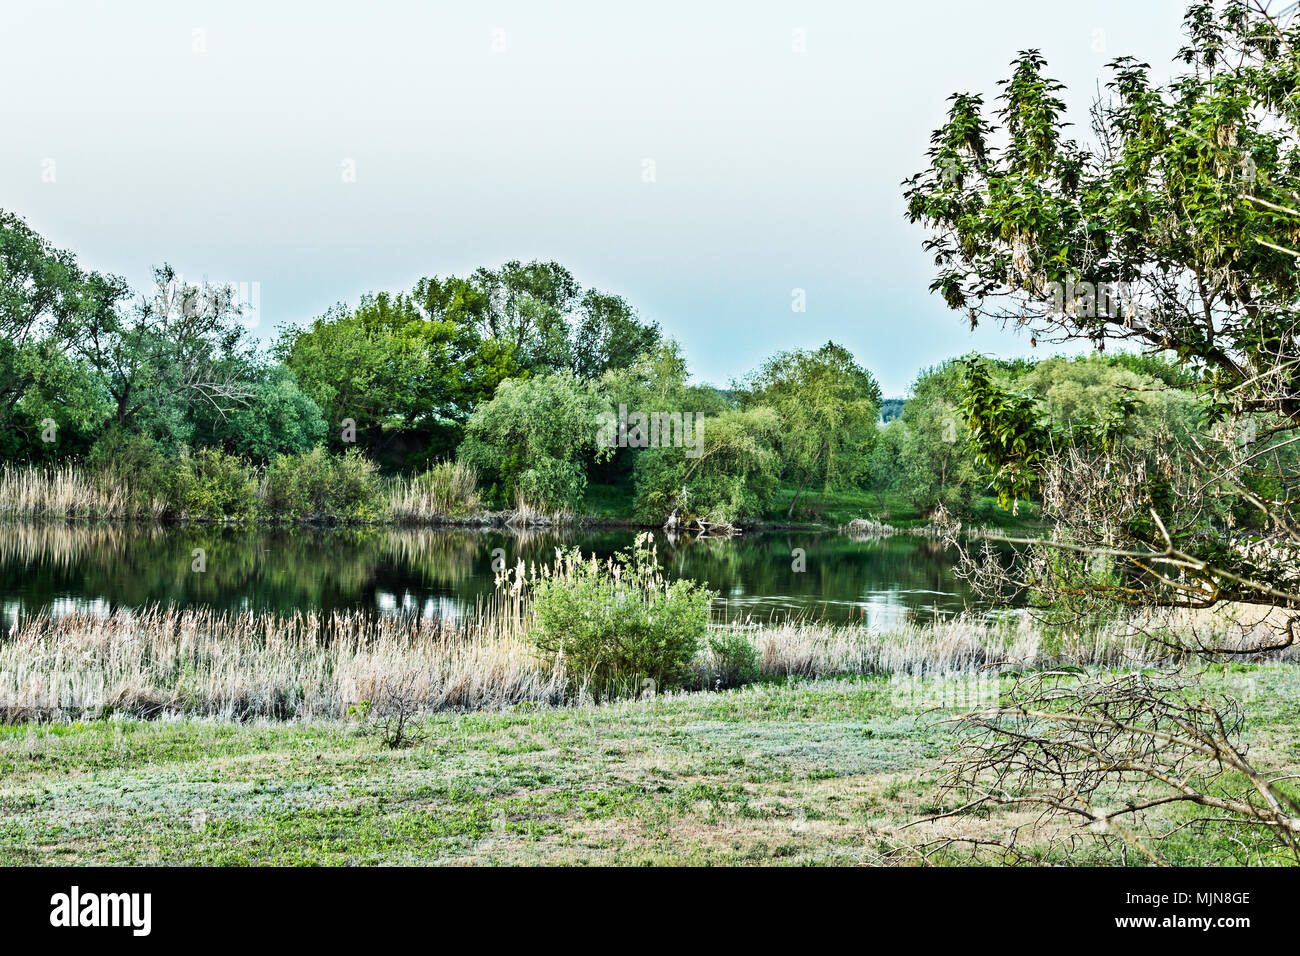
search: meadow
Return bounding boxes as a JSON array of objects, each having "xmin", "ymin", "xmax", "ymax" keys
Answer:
[{"xmin": 3, "ymin": 664, "xmax": 1296, "ymax": 866}]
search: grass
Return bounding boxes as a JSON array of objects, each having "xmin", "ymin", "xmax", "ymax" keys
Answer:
[
  {"xmin": 0, "ymin": 606, "xmax": 1206, "ymax": 722},
  {"xmin": 764, "ymin": 485, "xmax": 1041, "ymax": 531},
  {"xmin": 387, "ymin": 462, "xmax": 483, "ymax": 523},
  {"xmin": 3, "ymin": 666, "xmax": 1297, "ymax": 865}
]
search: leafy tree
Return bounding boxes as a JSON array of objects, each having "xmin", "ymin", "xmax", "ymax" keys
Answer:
[
  {"xmin": 0, "ymin": 209, "xmax": 126, "ymax": 456},
  {"xmin": 276, "ymin": 291, "xmax": 517, "ymax": 465},
  {"xmin": 633, "ymin": 405, "xmax": 781, "ymax": 524},
  {"xmin": 469, "ymin": 260, "xmax": 581, "ymax": 373},
  {"xmin": 571, "ymin": 290, "xmax": 661, "ymax": 380},
  {"xmin": 905, "ymin": 0, "xmax": 1300, "ymax": 613},
  {"xmin": 278, "ymin": 263, "xmax": 657, "ymax": 470},
  {"xmin": 190, "ymin": 364, "xmax": 327, "ymax": 462},
  {"xmin": 904, "ymin": 0, "xmax": 1300, "ymax": 863},
  {"xmin": 73, "ymin": 265, "xmax": 252, "ymax": 448},
  {"xmin": 884, "ymin": 362, "xmax": 985, "ymax": 517},
  {"xmin": 458, "ymin": 372, "xmax": 609, "ymax": 510},
  {"xmin": 741, "ymin": 342, "xmax": 882, "ymax": 518}
]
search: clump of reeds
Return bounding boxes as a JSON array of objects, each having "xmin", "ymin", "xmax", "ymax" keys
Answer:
[
  {"xmin": 0, "ymin": 603, "xmax": 560, "ymax": 722},
  {"xmin": 733, "ymin": 612, "xmax": 1174, "ymax": 679},
  {"xmin": 388, "ymin": 461, "xmax": 484, "ymax": 523},
  {"xmin": 0, "ymin": 465, "xmax": 134, "ymax": 521},
  {"xmin": 504, "ymin": 493, "xmax": 575, "ymax": 528},
  {"xmin": 842, "ymin": 517, "xmax": 900, "ymax": 538}
]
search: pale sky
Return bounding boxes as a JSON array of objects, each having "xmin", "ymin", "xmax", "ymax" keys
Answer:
[{"xmin": 0, "ymin": 0, "xmax": 1190, "ymax": 395}]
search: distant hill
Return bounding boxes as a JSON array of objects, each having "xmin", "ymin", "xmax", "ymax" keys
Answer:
[{"xmin": 879, "ymin": 398, "xmax": 905, "ymax": 423}]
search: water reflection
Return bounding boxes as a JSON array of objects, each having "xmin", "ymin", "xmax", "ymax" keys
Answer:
[{"xmin": 0, "ymin": 523, "xmax": 1015, "ymax": 633}]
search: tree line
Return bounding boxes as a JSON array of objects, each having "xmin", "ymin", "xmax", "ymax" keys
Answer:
[{"xmin": 0, "ymin": 204, "xmax": 1227, "ymax": 527}]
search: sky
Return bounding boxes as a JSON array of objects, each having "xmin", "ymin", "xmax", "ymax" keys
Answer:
[{"xmin": 0, "ymin": 0, "xmax": 1191, "ymax": 396}]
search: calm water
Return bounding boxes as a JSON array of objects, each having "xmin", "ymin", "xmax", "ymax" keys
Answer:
[{"xmin": 0, "ymin": 523, "xmax": 1015, "ymax": 633}]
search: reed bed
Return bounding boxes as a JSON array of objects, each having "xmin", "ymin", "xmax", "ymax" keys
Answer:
[
  {"xmin": 7, "ymin": 599, "xmax": 1276, "ymax": 723},
  {"xmin": 0, "ymin": 464, "xmax": 139, "ymax": 521},
  {"xmin": 737, "ymin": 613, "xmax": 1152, "ymax": 678},
  {"xmin": 386, "ymin": 462, "xmax": 484, "ymax": 523},
  {"xmin": 0, "ymin": 604, "xmax": 562, "ymax": 722}
]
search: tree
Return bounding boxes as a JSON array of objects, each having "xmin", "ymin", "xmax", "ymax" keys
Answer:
[
  {"xmin": 470, "ymin": 260, "xmax": 580, "ymax": 373},
  {"xmin": 632, "ymin": 405, "xmax": 782, "ymax": 525},
  {"xmin": 571, "ymin": 290, "xmax": 661, "ymax": 380},
  {"xmin": 904, "ymin": 0, "xmax": 1300, "ymax": 862},
  {"xmin": 74, "ymin": 265, "xmax": 252, "ymax": 447},
  {"xmin": 277, "ymin": 263, "xmax": 658, "ymax": 470},
  {"xmin": 885, "ymin": 362, "xmax": 984, "ymax": 518},
  {"xmin": 276, "ymin": 290, "xmax": 518, "ymax": 465},
  {"xmin": 0, "ymin": 209, "xmax": 126, "ymax": 454},
  {"xmin": 905, "ymin": 0, "xmax": 1300, "ymax": 618},
  {"xmin": 741, "ymin": 342, "xmax": 882, "ymax": 518},
  {"xmin": 190, "ymin": 363, "xmax": 327, "ymax": 462},
  {"xmin": 458, "ymin": 372, "xmax": 610, "ymax": 510}
]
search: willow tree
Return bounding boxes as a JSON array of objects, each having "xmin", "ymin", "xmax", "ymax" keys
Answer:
[{"xmin": 741, "ymin": 342, "xmax": 881, "ymax": 519}]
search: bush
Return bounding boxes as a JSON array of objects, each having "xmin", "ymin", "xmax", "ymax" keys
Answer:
[
  {"xmin": 169, "ymin": 448, "xmax": 259, "ymax": 521},
  {"xmin": 262, "ymin": 446, "xmax": 382, "ymax": 521},
  {"xmin": 86, "ymin": 427, "xmax": 173, "ymax": 517},
  {"xmin": 514, "ymin": 533, "xmax": 715, "ymax": 701},
  {"xmin": 702, "ymin": 630, "xmax": 760, "ymax": 688}
]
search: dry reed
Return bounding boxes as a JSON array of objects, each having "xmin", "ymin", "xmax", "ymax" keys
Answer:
[
  {"xmin": 0, "ymin": 465, "xmax": 138, "ymax": 520},
  {"xmin": 3, "ymin": 599, "xmax": 1269, "ymax": 723}
]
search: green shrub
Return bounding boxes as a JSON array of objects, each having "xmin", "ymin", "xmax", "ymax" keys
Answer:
[
  {"xmin": 515, "ymin": 533, "xmax": 715, "ymax": 701},
  {"xmin": 86, "ymin": 427, "xmax": 173, "ymax": 516},
  {"xmin": 169, "ymin": 448, "xmax": 259, "ymax": 521},
  {"xmin": 262, "ymin": 446, "xmax": 382, "ymax": 521},
  {"xmin": 458, "ymin": 373, "xmax": 609, "ymax": 511},
  {"xmin": 703, "ymin": 630, "xmax": 761, "ymax": 688}
]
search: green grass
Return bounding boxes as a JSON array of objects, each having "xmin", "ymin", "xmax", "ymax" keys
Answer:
[
  {"xmin": 764, "ymin": 485, "xmax": 1041, "ymax": 531},
  {"xmin": 2, "ymin": 667, "xmax": 1296, "ymax": 865},
  {"xmin": 582, "ymin": 476, "xmax": 1043, "ymax": 531},
  {"xmin": 580, "ymin": 481, "xmax": 639, "ymax": 521}
]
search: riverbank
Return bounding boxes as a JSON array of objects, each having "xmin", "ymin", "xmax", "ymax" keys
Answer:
[
  {"xmin": 3, "ymin": 665, "xmax": 1297, "ymax": 865},
  {"xmin": 0, "ymin": 463, "xmax": 1040, "ymax": 535}
]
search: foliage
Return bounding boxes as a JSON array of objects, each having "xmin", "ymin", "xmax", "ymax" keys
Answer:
[
  {"xmin": 703, "ymin": 630, "xmax": 761, "ymax": 688},
  {"xmin": 191, "ymin": 364, "xmax": 326, "ymax": 462},
  {"xmin": 74, "ymin": 265, "xmax": 253, "ymax": 449},
  {"xmin": 169, "ymin": 448, "xmax": 260, "ymax": 521},
  {"xmin": 513, "ymin": 534, "xmax": 715, "ymax": 700},
  {"xmin": 0, "ymin": 209, "xmax": 127, "ymax": 451},
  {"xmin": 86, "ymin": 427, "xmax": 173, "ymax": 516},
  {"xmin": 261, "ymin": 447, "xmax": 383, "ymax": 522},
  {"xmin": 741, "ymin": 342, "xmax": 881, "ymax": 518},
  {"xmin": 877, "ymin": 361, "xmax": 985, "ymax": 517},
  {"xmin": 905, "ymin": 1, "xmax": 1300, "ymax": 613},
  {"xmin": 459, "ymin": 373, "xmax": 609, "ymax": 510},
  {"xmin": 633, "ymin": 406, "xmax": 781, "ymax": 524},
  {"xmin": 275, "ymin": 291, "xmax": 518, "ymax": 465}
]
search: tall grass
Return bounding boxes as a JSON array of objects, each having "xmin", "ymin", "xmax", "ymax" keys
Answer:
[
  {"xmin": 387, "ymin": 461, "xmax": 483, "ymax": 522},
  {"xmin": 3, "ymin": 600, "xmax": 1259, "ymax": 723},
  {"xmin": 1, "ymin": 460, "xmax": 486, "ymax": 525},
  {"xmin": 0, "ymin": 464, "xmax": 135, "ymax": 520},
  {"xmin": 0, "ymin": 602, "xmax": 556, "ymax": 722}
]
